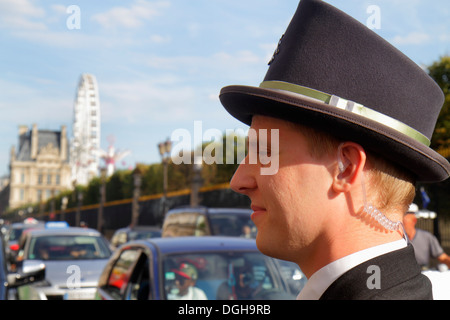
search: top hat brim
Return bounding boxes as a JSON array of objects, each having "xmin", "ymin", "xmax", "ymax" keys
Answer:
[{"xmin": 220, "ymin": 84, "xmax": 450, "ymax": 183}]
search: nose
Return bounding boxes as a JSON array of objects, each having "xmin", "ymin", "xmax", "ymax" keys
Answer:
[{"xmin": 230, "ymin": 155, "xmax": 257, "ymax": 195}]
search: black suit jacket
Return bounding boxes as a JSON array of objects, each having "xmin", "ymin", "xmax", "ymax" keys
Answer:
[{"xmin": 320, "ymin": 244, "xmax": 432, "ymax": 300}]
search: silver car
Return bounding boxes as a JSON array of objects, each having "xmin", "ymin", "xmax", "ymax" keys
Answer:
[{"xmin": 16, "ymin": 223, "xmax": 111, "ymax": 300}]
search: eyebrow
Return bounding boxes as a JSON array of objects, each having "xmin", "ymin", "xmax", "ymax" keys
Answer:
[{"xmin": 248, "ymin": 128, "xmax": 273, "ymax": 146}]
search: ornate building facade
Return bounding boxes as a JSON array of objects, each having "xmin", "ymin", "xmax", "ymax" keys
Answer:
[{"xmin": 8, "ymin": 124, "xmax": 72, "ymax": 209}]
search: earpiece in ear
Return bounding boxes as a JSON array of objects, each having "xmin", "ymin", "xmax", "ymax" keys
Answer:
[
  {"xmin": 338, "ymin": 160, "xmax": 347, "ymax": 173},
  {"xmin": 337, "ymin": 143, "xmax": 350, "ymax": 173}
]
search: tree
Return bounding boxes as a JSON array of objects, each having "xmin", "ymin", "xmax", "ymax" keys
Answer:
[
  {"xmin": 141, "ymin": 163, "xmax": 163, "ymax": 195},
  {"xmin": 83, "ymin": 177, "xmax": 101, "ymax": 205},
  {"xmin": 106, "ymin": 170, "xmax": 133, "ymax": 201},
  {"xmin": 420, "ymin": 56, "xmax": 450, "ymax": 219},
  {"xmin": 428, "ymin": 56, "xmax": 450, "ymax": 156}
]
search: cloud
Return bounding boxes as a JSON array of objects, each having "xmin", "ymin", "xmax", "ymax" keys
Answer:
[
  {"xmin": 96, "ymin": 49, "xmax": 266, "ymax": 127},
  {"xmin": 142, "ymin": 50, "xmax": 263, "ymax": 76},
  {"xmin": 10, "ymin": 29, "xmax": 136, "ymax": 49},
  {"xmin": 391, "ymin": 32, "xmax": 431, "ymax": 45},
  {"xmin": 91, "ymin": 0, "xmax": 170, "ymax": 29},
  {"xmin": 0, "ymin": 78, "xmax": 72, "ymax": 125},
  {"xmin": 99, "ymin": 79, "xmax": 197, "ymax": 124},
  {"xmin": 0, "ymin": 0, "xmax": 46, "ymax": 31},
  {"xmin": 149, "ymin": 34, "xmax": 171, "ymax": 44},
  {"xmin": 438, "ymin": 34, "xmax": 450, "ymax": 43},
  {"xmin": 50, "ymin": 4, "xmax": 67, "ymax": 15}
]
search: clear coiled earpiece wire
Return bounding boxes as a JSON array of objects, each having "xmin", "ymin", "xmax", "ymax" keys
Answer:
[{"xmin": 337, "ymin": 143, "xmax": 408, "ymax": 243}]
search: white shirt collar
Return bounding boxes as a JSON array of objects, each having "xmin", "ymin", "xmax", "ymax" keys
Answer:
[{"xmin": 296, "ymin": 239, "xmax": 407, "ymax": 300}]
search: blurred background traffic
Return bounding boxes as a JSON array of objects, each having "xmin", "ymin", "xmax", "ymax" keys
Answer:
[{"xmin": 0, "ymin": 208, "xmax": 307, "ymax": 300}]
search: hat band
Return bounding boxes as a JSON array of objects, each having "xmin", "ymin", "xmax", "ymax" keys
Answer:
[{"xmin": 259, "ymin": 80, "xmax": 430, "ymax": 147}]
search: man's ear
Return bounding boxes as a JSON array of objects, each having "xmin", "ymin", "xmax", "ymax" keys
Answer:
[{"xmin": 332, "ymin": 142, "xmax": 367, "ymax": 193}]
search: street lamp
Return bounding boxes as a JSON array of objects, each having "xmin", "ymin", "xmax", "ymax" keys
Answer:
[
  {"xmin": 61, "ymin": 196, "xmax": 68, "ymax": 222},
  {"xmin": 97, "ymin": 167, "xmax": 107, "ymax": 233},
  {"xmin": 50, "ymin": 190, "xmax": 55, "ymax": 221},
  {"xmin": 76, "ymin": 191, "xmax": 83, "ymax": 227},
  {"xmin": 131, "ymin": 166, "xmax": 142, "ymax": 227},
  {"xmin": 158, "ymin": 138, "xmax": 172, "ymax": 218},
  {"xmin": 190, "ymin": 155, "xmax": 203, "ymax": 207}
]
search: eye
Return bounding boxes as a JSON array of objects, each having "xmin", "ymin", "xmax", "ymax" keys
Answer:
[
  {"xmin": 259, "ymin": 147, "xmax": 272, "ymax": 165},
  {"xmin": 259, "ymin": 148, "xmax": 270, "ymax": 157}
]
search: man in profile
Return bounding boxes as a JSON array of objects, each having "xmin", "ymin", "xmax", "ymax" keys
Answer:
[{"xmin": 219, "ymin": 0, "xmax": 450, "ymax": 299}]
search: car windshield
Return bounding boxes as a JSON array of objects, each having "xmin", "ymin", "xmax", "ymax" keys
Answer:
[
  {"xmin": 8, "ymin": 228, "xmax": 24, "ymax": 241},
  {"xmin": 27, "ymin": 235, "xmax": 111, "ymax": 261},
  {"xmin": 129, "ymin": 230, "xmax": 160, "ymax": 240},
  {"xmin": 208, "ymin": 214, "xmax": 257, "ymax": 238},
  {"xmin": 163, "ymin": 251, "xmax": 296, "ymax": 300}
]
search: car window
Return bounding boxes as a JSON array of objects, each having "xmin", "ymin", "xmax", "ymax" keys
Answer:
[
  {"xmin": 129, "ymin": 230, "xmax": 161, "ymax": 241},
  {"xmin": 111, "ymin": 231, "xmax": 127, "ymax": 248},
  {"xmin": 27, "ymin": 235, "xmax": 111, "ymax": 261},
  {"xmin": 124, "ymin": 253, "xmax": 151, "ymax": 300},
  {"xmin": 163, "ymin": 252, "xmax": 295, "ymax": 300},
  {"xmin": 208, "ymin": 214, "xmax": 257, "ymax": 238},
  {"xmin": 105, "ymin": 248, "xmax": 141, "ymax": 300},
  {"xmin": 194, "ymin": 215, "xmax": 210, "ymax": 236},
  {"xmin": 7, "ymin": 228, "xmax": 24, "ymax": 241}
]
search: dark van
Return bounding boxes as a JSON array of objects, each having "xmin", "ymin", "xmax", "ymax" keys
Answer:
[{"xmin": 161, "ymin": 207, "xmax": 256, "ymax": 238}]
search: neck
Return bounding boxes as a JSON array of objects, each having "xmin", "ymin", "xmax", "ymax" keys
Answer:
[
  {"xmin": 405, "ymin": 227, "xmax": 416, "ymax": 240},
  {"xmin": 297, "ymin": 210, "xmax": 404, "ymax": 279}
]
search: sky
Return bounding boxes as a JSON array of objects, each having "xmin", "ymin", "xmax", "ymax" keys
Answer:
[{"xmin": 0, "ymin": 0, "xmax": 449, "ymax": 177}]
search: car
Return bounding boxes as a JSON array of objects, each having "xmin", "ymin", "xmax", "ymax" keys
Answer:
[
  {"xmin": 161, "ymin": 207, "xmax": 257, "ymax": 238},
  {"xmin": 0, "ymin": 220, "xmax": 10, "ymax": 241},
  {"xmin": 110, "ymin": 226, "xmax": 161, "ymax": 250},
  {"xmin": 0, "ymin": 228, "xmax": 46, "ymax": 300},
  {"xmin": 15, "ymin": 222, "xmax": 112, "ymax": 300},
  {"xmin": 96, "ymin": 236, "xmax": 306, "ymax": 300},
  {"xmin": 5, "ymin": 218, "xmax": 45, "ymax": 269}
]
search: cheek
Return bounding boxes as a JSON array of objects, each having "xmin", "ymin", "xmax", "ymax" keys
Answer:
[
  {"xmin": 264, "ymin": 164, "xmax": 326, "ymax": 214},
  {"xmin": 260, "ymin": 165, "xmax": 332, "ymax": 239},
  {"xmin": 258, "ymin": 171, "xmax": 307, "ymax": 237}
]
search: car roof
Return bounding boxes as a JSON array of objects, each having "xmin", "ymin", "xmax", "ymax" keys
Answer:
[
  {"xmin": 206, "ymin": 208, "xmax": 252, "ymax": 215},
  {"xmin": 131, "ymin": 225, "xmax": 161, "ymax": 230},
  {"xmin": 136, "ymin": 236, "xmax": 258, "ymax": 254},
  {"xmin": 115, "ymin": 225, "xmax": 161, "ymax": 232},
  {"xmin": 25, "ymin": 227, "xmax": 102, "ymax": 237},
  {"xmin": 11, "ymin": 222, "xmax": 45, "ymax": 228},
  {"xmin": 167, "ymin": 207, "xmax": 252, "ymax": 215}
]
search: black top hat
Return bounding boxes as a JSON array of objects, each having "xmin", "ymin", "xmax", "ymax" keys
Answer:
[{"xmin": 219, "ymin": 0, "xmax": 450, "ymax": 182}]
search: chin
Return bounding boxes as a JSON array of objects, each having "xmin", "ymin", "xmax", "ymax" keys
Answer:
[
  {"xmin": 256, "ymin": 230, "xmax": 301, "ymax": 263},
  {"xmin": 256, "ymin": 233, "xmax": 285, "ymax": 260}
]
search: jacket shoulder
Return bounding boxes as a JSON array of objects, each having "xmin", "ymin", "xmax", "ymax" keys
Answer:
[{"xmin": 320, "ymin": 244, "xmax": 432, "ymax": 300}]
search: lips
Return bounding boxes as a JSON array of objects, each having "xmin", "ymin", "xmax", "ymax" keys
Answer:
[
  {"xmin": 251, "ymin": 204, "xmax": 265, "ymax": 212},
  {"xmin": 251, "ymin": 204, "xmax": 266, "ymax": 222}
]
